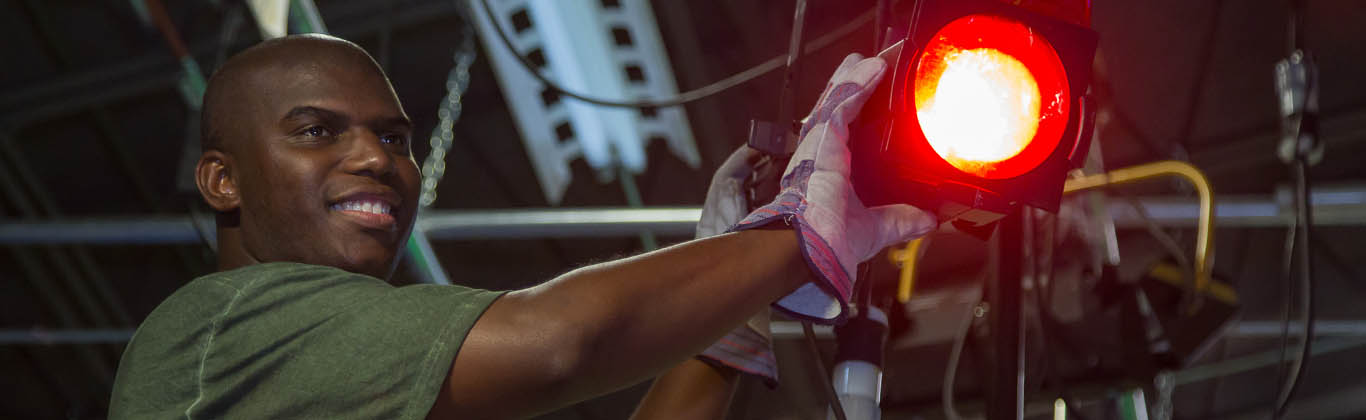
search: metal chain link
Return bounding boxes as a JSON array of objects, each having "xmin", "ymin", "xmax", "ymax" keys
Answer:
[{"xmin": 419, "ymin": 23, "xmax": 478, "ymax": 208}]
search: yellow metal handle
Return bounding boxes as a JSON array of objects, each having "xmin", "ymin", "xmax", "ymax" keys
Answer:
[
  {"xmin": 1062, "ymin": 160, "xmax": 1215, "ymax": 296},
  {"xmin": 889, "ymin": 238, "xmax": 925, "ymax": 303},
  {"xmin": 887, "ymin": 161, "xmax": 1214, "ymax": 306}
]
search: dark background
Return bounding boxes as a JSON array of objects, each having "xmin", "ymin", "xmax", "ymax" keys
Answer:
[{"xmin": 1, "ymin": 0, "xmax": 1364, "ymax": 418}]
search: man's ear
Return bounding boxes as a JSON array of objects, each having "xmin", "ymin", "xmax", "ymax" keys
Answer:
[{"xmin": 196, "ymin": 150, "xmax": 240, "ymax": 212}]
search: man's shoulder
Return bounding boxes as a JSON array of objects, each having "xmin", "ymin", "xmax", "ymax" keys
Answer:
[
  {"xmin": 193, "ymin": 261, "xmax": 381, "ymax": 292},
  {"xmin": 131, "ymin": 262, "xmax": 392, "ymax": 345},
  {"xmin": 110, "ymin": 262, "xmax": 504, "ymax": 419}
]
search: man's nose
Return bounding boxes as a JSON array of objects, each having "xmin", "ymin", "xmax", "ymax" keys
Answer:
[{"xmin": 340, "ymin": 131, "xmax": 395, "ymax": 178}]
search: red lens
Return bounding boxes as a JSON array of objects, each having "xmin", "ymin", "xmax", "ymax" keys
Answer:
[{"xmin": 910, "ymin": 14, "xmax": 1070, "ymax": 179}]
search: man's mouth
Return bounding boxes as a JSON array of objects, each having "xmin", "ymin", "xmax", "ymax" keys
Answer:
[
  {"xmin": 329, "ymin": 198, "xmax": 398, "ymax": 230},
  {"xmin": 329, "ymin": 199, "xmax": 394, "ymax": 216}
]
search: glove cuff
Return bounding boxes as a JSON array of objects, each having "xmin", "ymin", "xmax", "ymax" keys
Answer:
[
  {"xmin": 697, "ymin": 326, "xmax": 779, "ymax": 388},
  {"xmin": 730, "ymin": 186, "xmax": 851, "ymax": 325}
]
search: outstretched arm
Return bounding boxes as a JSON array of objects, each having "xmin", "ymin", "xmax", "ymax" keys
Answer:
[
  {"xmin": 428, "ymin": 229, "xmax": 807, "ymax": 419},
  {"xmin": 428, "ymin": 53, "xmax": 933, "ymax": 419}
]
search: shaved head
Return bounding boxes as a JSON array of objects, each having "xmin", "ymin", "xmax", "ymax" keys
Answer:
[{"xmin": 201, "ymin": 34, "xmax": 393, "ymax": 152}]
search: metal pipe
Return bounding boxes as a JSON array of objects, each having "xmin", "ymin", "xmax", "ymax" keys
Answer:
[
  {"xmin": 405, "ymin": 228, "xmax": 452, "ymax": 285},
  {"xmin": 0, "ymin": 138, "xmax": 133, "ymax": 328},
  {"xmin": 618, "ymin": 168, "xmax": 660, "ymax": 251},
  {"xmin": 1064, "ymin": 160, "xmax": 1216, "ymax": 297},
  {"xmin": 6, "ymin": 186, "xmax": 1366, "ymax": 245},
  {"xmin": 418, "ymin": 207, "xmax": 701, "ymax": 240},
  {"xmin": 18, "ymin": 320, "xmax": 1366, "ymax": 345},
  {"xmin": 888, "ymin": 238, "xmax": 925, "ymax": 303},
  {"xmin": 984, "ymin": 209, "xmax": 1025, "ymax": 420},
  {"xmin": 1174, "ymin": 338, "xmax": 1366, "ymax": 386}
]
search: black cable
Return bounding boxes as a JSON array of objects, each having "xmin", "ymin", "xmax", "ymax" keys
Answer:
[
  {"xmin": 874, "ymin": 0, "xmax": 892, "ymax": 50},
  {"xmin": 803, "ymin": 322, "xmax": 848, "ymax": 420},
  {"xmin": 476, "ymin": 0, "xmax": 874, "ymax": 109},
  {"xmin": 1272, "ymin": 1, "xmax": 1316, "ymax": 413},
  {"xmin": 1273, "ymin": 160, "xmax": 1315, "ymax": 419},
  {"xmin": 1272, "ymin": 193, "xmax": 1297, "ymax": 408}
]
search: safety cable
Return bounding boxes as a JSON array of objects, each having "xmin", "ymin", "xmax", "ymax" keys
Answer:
[
  {"xmin": 803, "ymin": 322, "xmax": 848, "ymax": 420},
  {"xmin": 476, "ymin": 0, "xmax": 874, "ymax": 109},
  {"xmin": 1273, "ymin": 160, "xmax": 1315, "ymax": 419},
  {"xmin": 1272, "ymin": 187, "xmax": 1298, "ymax": 415},
  {"xmin": 1272, "ymin": 0, "xmax": 1316, "ymax": 415}
]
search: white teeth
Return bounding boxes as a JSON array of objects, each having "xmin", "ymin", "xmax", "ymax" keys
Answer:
[{"xmin": 332, "ymin": 200, "xmax": 394, "ymax": 216}]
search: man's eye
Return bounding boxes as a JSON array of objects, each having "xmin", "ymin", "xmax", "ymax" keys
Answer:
[
  {"xmin": 303, "ymin": 126, "xmax": 332, "ymax": 137},
  {"xmin": 380, "ymin": 134, "xmax": 407, "ymax": 146}
]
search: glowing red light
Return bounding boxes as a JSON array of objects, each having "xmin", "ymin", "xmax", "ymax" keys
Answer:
[{"xmin": 911, "ymin": 14, "xmax": 1070, "ymax": 179}]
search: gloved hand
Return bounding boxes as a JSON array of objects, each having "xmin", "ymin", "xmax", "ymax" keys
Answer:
[
  {"xmin": 731, "ymin": 53, "xmax": 937, "ymax": 324},
  {"xmin": 694, "ymin": 145, "xmax": 779, "ymax": 386}
]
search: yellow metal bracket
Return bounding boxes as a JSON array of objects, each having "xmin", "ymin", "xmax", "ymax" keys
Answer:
[
  {"xmin": 887, "ymin": 160, "xmax": 1217, "ymax": 306},
  {"xmin": 1062, "ymin": 160, "xmax": 1215, "ymax": 297},
  {"xmin": 888, "ymin": 238, "xmax": 925, "ymax": 303}
]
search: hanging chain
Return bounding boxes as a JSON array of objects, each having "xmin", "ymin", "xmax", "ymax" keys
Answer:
[{"xmin": 419, "ymin": 23, "xmax": 478, "ymax": 208}]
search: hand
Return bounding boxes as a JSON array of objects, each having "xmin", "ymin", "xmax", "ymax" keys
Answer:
[
  {"xmin": 731, "ymin": 53, "xmax": 937, "ymax": 324},
  {"xmin": 696, "ymin": 146, "xmax": 762, "ymax": 239},
  {"xmin": 693, "ymin": 145, "xmax": 778, "ymax": 384}
]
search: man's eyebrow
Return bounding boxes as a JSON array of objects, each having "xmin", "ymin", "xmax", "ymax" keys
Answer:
[
  {"xmin": 281, "ymin": 106, "xmax": 347, "ymax": 124},
  {"xmin": 370, "ymin": 116, "xmax": 413, "ymax": 132}
]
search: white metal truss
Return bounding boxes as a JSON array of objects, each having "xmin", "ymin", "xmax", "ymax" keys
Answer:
[{"xmin": 468, "ymin": 0, "xmax": 700, "ymax": 204}]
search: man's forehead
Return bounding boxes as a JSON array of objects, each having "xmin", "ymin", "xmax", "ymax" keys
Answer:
[
  {"xmin": 202, "ymin": 35, "xmax": 407, "ymax": 150},
  {"xmin": 234, "ymin": 47, "xmax": 404, "ymax": 119}
]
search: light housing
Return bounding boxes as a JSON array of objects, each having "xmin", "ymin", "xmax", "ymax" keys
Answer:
[{"xmin": 851, "ymin": 0, "xmax": 1098, "ymax": 231}]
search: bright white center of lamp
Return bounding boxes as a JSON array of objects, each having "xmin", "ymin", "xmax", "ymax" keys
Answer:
[{"xmin": 918, "ymin": 48, "xmax": 1041, "ymax": 167}]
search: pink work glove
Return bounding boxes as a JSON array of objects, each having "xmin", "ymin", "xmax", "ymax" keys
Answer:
[
  {"xmin": 695, "ymin": 146, "xmax": 779, "ymax": 386},
  {"xmin": 731, "ymin": 54, "xmax": 937, "ymax": 324}
]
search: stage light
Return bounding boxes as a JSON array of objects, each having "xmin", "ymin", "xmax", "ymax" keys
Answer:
[
  {"xmin": 913, "ymin": 14, "xmax": 1069, "ymax": 179},
  {"xmin": 851, "ymin": 0, "xmax": 1098, "ymax": 231}
]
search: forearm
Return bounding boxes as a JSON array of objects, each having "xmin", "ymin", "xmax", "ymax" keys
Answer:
[
  {"xmin": 629, "ymin": 358, "xmax": 739, "ymax": 420},
  {"xmin": 442, "ymin": 229, "xmax": 807, "ymax": 418},
  {"xmin": 537, "ymin": 229, "xmax": 803, "ymax": 395}
]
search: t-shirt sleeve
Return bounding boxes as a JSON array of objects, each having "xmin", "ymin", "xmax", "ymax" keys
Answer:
[{"xmin": 147, "ymin": 264, "xmax": 505, "ymax": 419}]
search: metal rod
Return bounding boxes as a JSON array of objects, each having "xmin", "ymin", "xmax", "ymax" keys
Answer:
[
  {"xmin": 1175, "ymin": 338, "xmax": 1366, "ymax": 386},
  {"xmin": 19, "ymin": 320, "xmax": 1366, "ymax": 345},
  {"xmin": 986, "ymin": 209, "xmax": 1025, "ymax": 420},
  {"xmin": 405, "ymin": 227, "xmax": 452, "ymax": 285},
  {"xmin": 5, "ymin": 187, "xmax": 1366, "ymax": 245},
  {"xmin": 0, "ymin": 136, "xmax": 135, "ymax": 327},
  {"xmin": 772, "ymin": 0, "xmax": 808, "ymax": 150},
  {"xmin": 618, "ymin": 168, "xmax": 659, "ymax": 251},
  {"xmin": 419, "ymin": 207, "xmax": 701, "ymax": 240}
]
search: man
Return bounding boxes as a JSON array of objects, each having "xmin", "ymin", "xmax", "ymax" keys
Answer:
[{"xmin": 110, "ymin": 34, "xmax": 933, "ymax": 419}]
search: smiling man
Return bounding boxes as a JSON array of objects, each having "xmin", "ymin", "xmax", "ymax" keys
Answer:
[{"xmin": 109, "ymin": 34, "xmax": 934, "ymax": 419}]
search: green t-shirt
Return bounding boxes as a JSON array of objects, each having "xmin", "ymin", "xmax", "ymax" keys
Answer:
[{"xmin": 109, "ymin": 262, "xmax": 504, "ymax": 419}]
